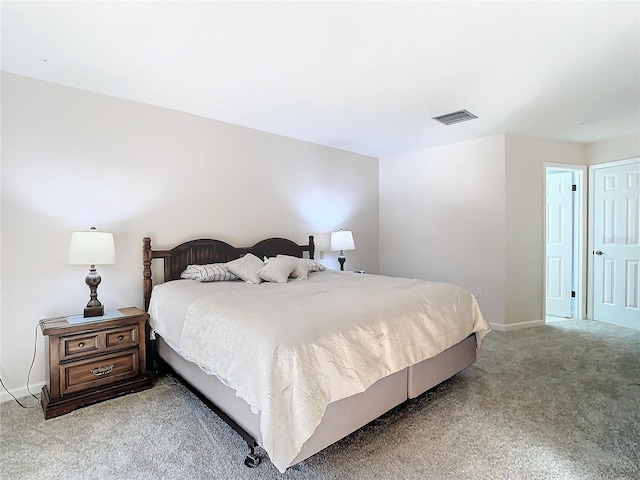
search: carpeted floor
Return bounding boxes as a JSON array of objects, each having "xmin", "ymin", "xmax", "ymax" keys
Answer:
[{"xmin": 1, "ymin": 319, "xmax": 639, "ymax": 479}]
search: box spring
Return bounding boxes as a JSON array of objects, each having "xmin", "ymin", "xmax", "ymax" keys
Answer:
[{"xmin": 157, "ymin": 333, "xmax": 476, "ymax": 468}]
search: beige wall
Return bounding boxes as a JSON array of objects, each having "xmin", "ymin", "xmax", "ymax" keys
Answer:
[
  {"xmin": 585, "ymin": 133, "xmax": 640, "ymax": 165},
  {"xmin": 504, "ymin": 135, "xmax": 586, "ymax": 327},
  {"xmin": 379, "ymin": 135, "xmax": 507, "ymax": 326},
  {"xmin": 380, "ymin": 134, "xmax": 588, "ymax": 330},
  {"xmin": 0, "ymin": 73, "xmax": 379, "ymax": 399}
]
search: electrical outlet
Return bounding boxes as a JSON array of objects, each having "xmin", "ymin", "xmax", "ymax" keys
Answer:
[
  {"xmin": 319, "ymin": 251, "xmax": 324, "ymax": 259},
  {"xmin": 475, "ymin": 288, "xmax": 483, "ymax": 298}
]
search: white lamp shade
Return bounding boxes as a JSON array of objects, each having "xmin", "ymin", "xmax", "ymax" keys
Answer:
[
  {"xmin": 330, "ymin": 230, "xmax": 355, "ymax": 252},
  {"xmin": 68, "ymin": 231, "xmax": 116, "ymax": 265}
]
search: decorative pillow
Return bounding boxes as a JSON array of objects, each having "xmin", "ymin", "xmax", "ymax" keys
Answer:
[
  {"xmin": 277, "ymin": 255, "xmax": 325, "ymax": 272},
  {"xmin": 257, "ymin": 257, "xmax": 298, "ymax": 284},
  {"xmin": 264, "ymin": 256, "xmax": 309, "ymax": 281},
  {"xmin": 225, "ymin": 253, "xmax": 265, "ymax": 284},
  {"xmin": 180, "ymin": 264, "xmax": 238, "ymax": 282},
  {"xmin": 288, "ymin": 261, "xmax": 309, "ymax": 280}
]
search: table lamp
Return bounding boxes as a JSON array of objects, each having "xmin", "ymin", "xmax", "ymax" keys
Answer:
[
  {"xmin": 68, "ymin": 227, "xmax": 116, "ymax": 317},
  {"xmin": 330, "ymin": 229, "xmax": 355, "ymax": 271}
]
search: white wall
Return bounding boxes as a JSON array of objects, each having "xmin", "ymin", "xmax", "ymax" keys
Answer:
[
  {"xmin": 504, "ymin": 135, "xmax": 585, "ymax": 327},
  {"xmin": 0, "ymin": 73, "xmax": 379, "ymax": 399},
  {"xmin": 379, "ymin": 135, "xmax": 507, "ymax": 326},
  {"xmin": 585, "ymin": 133, "xmax": 640, "ymax": 165}
]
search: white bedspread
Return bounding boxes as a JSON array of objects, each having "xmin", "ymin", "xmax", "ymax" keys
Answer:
[{"xmin": 150, "ymin": 270, "xmax": 490, "ymax": 472}]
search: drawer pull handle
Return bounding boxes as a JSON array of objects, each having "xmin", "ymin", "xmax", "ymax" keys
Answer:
[
  {"xmin": 90, "ymin": 364, "xmax": 114, "ymax": 376},
  {"xmin": 78, "ymin": 342, "xmax": 85, "ymax": 348},
  {"xmin": 117, "ymin": 335, "xmax": 124, "ymax": 341}
]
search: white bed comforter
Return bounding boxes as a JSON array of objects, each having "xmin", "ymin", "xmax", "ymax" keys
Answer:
[{"xmin": 149, "ymin": 270, "xmax": 490, "ymax": 472}]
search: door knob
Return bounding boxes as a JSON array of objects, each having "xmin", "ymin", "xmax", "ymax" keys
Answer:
[{"xmin": 595, "ymin": 250, "xmax": 604, "ymax": 256}]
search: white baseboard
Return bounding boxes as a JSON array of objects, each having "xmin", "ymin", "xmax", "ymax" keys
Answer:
[
  {"xmin": 0, "ymin": 381, "xmax": 44, "ymax": 405},
  {"xmin": 490, "ymin": 319, "xmax": 545, "ymax": 332}
]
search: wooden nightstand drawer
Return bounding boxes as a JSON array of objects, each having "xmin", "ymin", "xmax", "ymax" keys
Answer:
[
  {"xmin": 106, "ymin": 326, "xmax": 137, "ymax": 349},
  {"xmin": 63, "ymin": 333, "xmax": 100, "ymax": 357},
  {"xmin": 61, "ymin": 349, "xmax": 139, "ymax": 396},
  {"xmin": 59, "ymin": 325, "xmax": 139, "ymax": 361}
]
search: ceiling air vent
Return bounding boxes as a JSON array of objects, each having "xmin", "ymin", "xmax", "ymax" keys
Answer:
[{"xmin": 432, "ymin": 109, "xmax": 478, "ymax": 125}]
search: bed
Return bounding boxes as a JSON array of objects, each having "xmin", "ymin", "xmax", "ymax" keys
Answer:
[{"xmin": 142, "ymin": 235, "xmax": 491, "ymax": 473}]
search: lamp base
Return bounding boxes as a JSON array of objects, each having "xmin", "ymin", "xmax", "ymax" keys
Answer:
[
  {"xmin": 84, "ymin": 266, "xmax": 104, "ymax": 317},
  {"xmin": 338, "ymin": 256, "xmax": 346, "ymax": 271},
  {"xmin": 84, "ymin": 305, "xmax": 104, "ymax": 318}
]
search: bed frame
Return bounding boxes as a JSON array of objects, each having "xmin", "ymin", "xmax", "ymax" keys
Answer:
[{"xmin": 142, "ymin": 235, "xmax": 477, "ymax": 470}]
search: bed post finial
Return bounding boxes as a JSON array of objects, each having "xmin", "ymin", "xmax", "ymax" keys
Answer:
[
  {"xmin": 308, "ymin": 235, "xmax": 315, "ymax": 260},
  {"xmin": 143, "ymin": 237, "xmax": 152, "ymax": 312}
]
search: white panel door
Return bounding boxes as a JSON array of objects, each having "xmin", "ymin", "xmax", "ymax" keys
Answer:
[
  {"xmin": 546, "ymin": 171, "xmax": 573, "ymax": 318},
  {"xmin": 593, "ymin": 161, "xmax": 640, "ymax": 330}
]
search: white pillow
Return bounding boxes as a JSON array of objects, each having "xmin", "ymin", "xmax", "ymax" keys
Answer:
[
  {"xmin": 264, "ymin": 257, "xmax": 309, "ymax": 281},
  {"xmin": 277, "ymin": 255, "xmax": 325, "ymax": 272},
  {"xmin": 225, "ymin": 253, "xmax": 265, "ymax": 284},
  {"xmin": 258, "ymin": 257, "xmax": 298, "ymax": 283},
  {"xmin": 180, "ymin": 264, "xmax": 238, "ymax": 282},
  {"xmin": 288, "ymin": 261, "xmax": 309, "ymax": 280}
]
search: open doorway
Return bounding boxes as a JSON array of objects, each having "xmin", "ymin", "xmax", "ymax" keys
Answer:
[{"xmin": 543, "ymin": 164, "xmax": 587, "ymax": 323}]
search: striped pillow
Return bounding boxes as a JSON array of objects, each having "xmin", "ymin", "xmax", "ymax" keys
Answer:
[{"xmin": 180, "ymin": 264, "xmax": 238, "ymax": 282}]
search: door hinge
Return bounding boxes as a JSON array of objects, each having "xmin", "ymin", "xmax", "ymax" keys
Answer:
[
  {"xmin": 572, "ymin": 184, "xmax": 577, "ymax": 191},
  {"xmin": 571, "ymin": 290, "xmax": 576, "ymax": 298}
]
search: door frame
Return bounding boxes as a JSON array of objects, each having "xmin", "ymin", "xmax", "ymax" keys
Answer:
[
  {"xmin": 587, "ymin": 156, "xmax": 640, "ymax": 321},
  {"xmin": 543, "ymin": 163, "xmax": 587, "ymax": 321}
]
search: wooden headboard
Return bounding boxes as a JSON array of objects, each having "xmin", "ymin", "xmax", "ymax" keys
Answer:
[{"xmin": 142, "ymin": 236, "xmax": 315, "ymax": 311}]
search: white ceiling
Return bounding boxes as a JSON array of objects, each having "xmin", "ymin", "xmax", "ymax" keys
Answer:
[{"xmin": 2, "ymin": 1, "xmax": 639, "ymax": 158}]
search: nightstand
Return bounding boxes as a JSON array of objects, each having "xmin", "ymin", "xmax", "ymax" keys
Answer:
[{"xmin": 40, "ymin": 307, "xmax": 152, "ymax": 419}]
